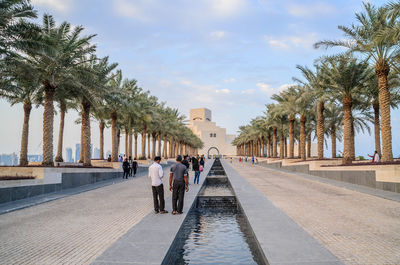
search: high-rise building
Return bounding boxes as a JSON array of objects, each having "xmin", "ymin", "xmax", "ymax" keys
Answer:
[
  {"xmin": 75, "ymin": 144, "xmax": 80, "ymax": 162},
  {"xmin": 66, "ymin": 148, "xmax": 73, "ymax": 162},
  {"xmin": 27, "ymin": 154, "xmax": 42, "ymax": 162}
]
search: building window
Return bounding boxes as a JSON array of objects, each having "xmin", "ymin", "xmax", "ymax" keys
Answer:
[
  {"xmin": 210, "ymin": 133, "xmax": 217, "ymax": 138},
  {"xmin": 210, "ymin": 133, "xmax": 213, "ymax": 137},
  {"xmin": 213, "ymin": 133, "xmax": 216, "ymax": 137}
]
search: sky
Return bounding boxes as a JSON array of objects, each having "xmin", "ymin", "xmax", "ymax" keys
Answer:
[{"xmin": 1, "ymin": 0, "xmax": 400, "ymax": 158}]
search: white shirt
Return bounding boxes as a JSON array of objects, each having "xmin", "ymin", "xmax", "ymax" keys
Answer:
[
  {"xmin": 148, "ymin": 162, "xmax": 164, "ymax": 186},
  {"xmin": 374, "ymin": 153, "xmax": 380, "ymax": 162}
]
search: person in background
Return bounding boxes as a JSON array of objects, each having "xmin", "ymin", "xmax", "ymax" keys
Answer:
[
  {"xmin": 192, "ymin": 156, "xmax": 200, "ymax": 184},
  {"xmin": 251, "ymin": 156, "xmax": 255, "ymax": 164},
  {"xmin": 122, "ymin": 158, "xmax": 130, "ymax": 179},
  {"xmin": 368, "ymin": 151, "xmax": 380, "ymax": 163},
  {"xmin": 107, "ymin": 155, "xmax": 111, "ymax": 162},
  {"xmin": 148, "ymin": 156, "xmax": 168, "ymax": 214},
  {"xmin": 132, "ymin": 157, "xmax": 138, "ymax": 177},
  {"xmin": 169, "ymin": 155, "xmax": 189, "ymax": 215},
  {"xmin": 230, "ymin": 157, "xmax": 233, "ymax": 163},
  {"xmin": 199, "ymin": 157, "xmax": 205, "ymax": 168},
  {"xmin": 128, "ymin": 156, "xmax": 133, "ymax": 177},
  {"xmin": 182, "ymin": 155, "xmax": 190, "ymax": 169}
]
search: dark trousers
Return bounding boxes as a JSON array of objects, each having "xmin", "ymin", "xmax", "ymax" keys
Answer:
[
  {"xmin": 172, "ymin": 180, "xmax": 185, "ymax": 213},
  {"xmin": 152, "ymin": 184, "xmax": 165, "ymax": 212},
  {"xmin": 133, "ymin": 167, "xmax": 137, "ymax": 176},
  {"xmin": 123, "ymin": 169, "xmax": 129, "ymax": 179}
]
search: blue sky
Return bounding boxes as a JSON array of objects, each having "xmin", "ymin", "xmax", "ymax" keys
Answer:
[{"xmin": 1, "ymin": 0, "xmax": 400, "ymax": 158}]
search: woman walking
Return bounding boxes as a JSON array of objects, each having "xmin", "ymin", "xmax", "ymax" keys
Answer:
[{"xmin": 192, "ymin": 156, "xmax": 200, "ymax": 184}]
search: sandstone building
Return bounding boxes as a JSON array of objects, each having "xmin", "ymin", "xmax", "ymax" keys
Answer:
[{"xmin": 187, "ymin": 108, "xmax": 236, "ymax": 157}]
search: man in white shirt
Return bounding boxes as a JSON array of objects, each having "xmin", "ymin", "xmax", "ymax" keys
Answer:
[{"xmin": 148, "ymin": 156, "xmax": 168, "ymax": 214}]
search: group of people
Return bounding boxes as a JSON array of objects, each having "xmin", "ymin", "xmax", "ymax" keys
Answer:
[
  {"xmin": 122, "ymin": 156, "xmax": 138, "ymax": 179},
  {"xmin": 148, "ymin": 154, "xmax": 205, "ymax": 215},
  {"xmin": 237, "ymin": 156, "xmax": 258, "ymax": 164}
]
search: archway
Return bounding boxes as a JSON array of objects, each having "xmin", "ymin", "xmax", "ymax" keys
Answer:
[{"xmin": 207, "ymin": 147, "xmax": 220, "ymax": 158}]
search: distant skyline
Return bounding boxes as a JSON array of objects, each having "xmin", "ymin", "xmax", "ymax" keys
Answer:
[{"xmin": 1, "ymin": 0, "xmax": 400, "ymax": 158}]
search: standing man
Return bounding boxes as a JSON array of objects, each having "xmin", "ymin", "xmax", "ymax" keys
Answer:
[
  {"xmin": 148, "ymin": 156, "xmax": 168, "ymax": 214},
  {"xmin": 169, "ymin": 155, "xmax": 189, "ymax": 215}
]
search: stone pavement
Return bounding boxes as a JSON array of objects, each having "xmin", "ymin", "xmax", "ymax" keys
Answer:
[
  {"xmin": 0, "ymin": 166, "xmax": 172, "ymax": 265},
  {"xmin": 230, "ymin": 160, "xmax": 400, "ymax": 265}
]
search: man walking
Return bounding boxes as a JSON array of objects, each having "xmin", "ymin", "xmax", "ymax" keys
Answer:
[
  {"xmin": 169, "ymin": 155, "xmax": 189, "ymax": 215},
  {"xmin": 148, "ymin": 156, "xmax": 168, "ymax": 214}
]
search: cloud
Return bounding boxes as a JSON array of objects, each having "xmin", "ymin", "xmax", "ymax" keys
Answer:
[
  {"xmin": 210, "ymin": 31, "xmax": 228, "ymax": 39},
  {"xmin": 113, "ymin": 0, "xmax": 153, "ymax": 22},
  {"xmin": 216, "ymin": 89, "xmax": 231, "ymax": 94},
  {"xmin": 257, "ymin": 82, "xmax": 295, "ymax": 97},
  {"xmin": 223, "ymin": 78, "xmax": 236, "ymax": 83},
  {"xmin": 241, "ymin": 89, "xmax": 255, "ymax": 94},
  {"xmin": 264, "ymin": 33, "xmax": 319, "ymax": 50},
  {"xmin": 32, "ymin": 0, "xmax": 72, "ymax": 12},
  {"xmin": 287, "ymin": 2, "xmax": 336, "ymax": 18},
  {"xmin": 204, "ymin": 0, "xmax": 246, "ymax": 18}
]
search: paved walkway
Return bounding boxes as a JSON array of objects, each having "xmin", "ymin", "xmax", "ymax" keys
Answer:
[
  {"xmin": 0, "ymin": 167, "xmax": 172, "ymax": 265},
  {"xmin": 230, "ymin": 160, "xmax": 400, "ymax": 265}
]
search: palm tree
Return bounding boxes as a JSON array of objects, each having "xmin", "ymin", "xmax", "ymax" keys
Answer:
[
  {"xmin": 27, "ymin": 15, "xmax": 96, "ymax": 166},
  {"xmin": 0, "ymin": 0, "xmax": 37, "ymax": 57},
  {"xmin": 105, "ymin": 70, "xmax": 128, "ymax": 162},
  {"xmin": 294, "ymin": 86, "xmax": 314, "ymax": 160},
  {"xmin": 0, "ymin": 57, "xmax": 39, "ymax": 166},
  {"xmin": 294, "ymin": 64, "xmax": 327, "ymax": 159},
  {"xmin": 320, "ymin": 55, "xmax": 372, "ymax": 164},
  {"xmin": 315, "ymin": 3, "xmax": 398, "ymax": 162},
  {"xmin": 324, "ymin": 102, "xmax": 343, "ymax": 158}
]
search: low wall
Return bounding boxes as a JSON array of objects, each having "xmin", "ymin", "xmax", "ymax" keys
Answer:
[
  {"xmin": 260, "ymin": 160, "xmax": 400, "ymax": 193},
  {"xmin": 0, "ymin": 162, "xmax": 173, "ymax": 204}
]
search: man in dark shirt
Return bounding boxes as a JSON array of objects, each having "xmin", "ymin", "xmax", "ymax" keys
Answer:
[{"xmin": 169, "ymin": 155, "xmax": 189, "ymax": 215}]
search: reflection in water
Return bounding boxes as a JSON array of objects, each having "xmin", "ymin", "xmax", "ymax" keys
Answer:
[{"xmin": 169, "ymin": 208, "xmax": 263, "ymax": 265}]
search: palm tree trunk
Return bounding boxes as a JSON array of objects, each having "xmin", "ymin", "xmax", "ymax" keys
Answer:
[
  {"xmin": 55, "ymin": 102, "xmax": 66, "ymax": 162},
  {"xmin": 125, "ymin": 128, "xmax": 128, "ymax": 157},
  {"xmin": 19, "ymin": 101, "xmax": 32, "ymax": 166},
  {"xmin": 163, "ymin": 135, "xmax": 168, "ymax": 158},
  {"xmin": 342, "ymin": 95, "xmax": 353, "ymax": 165},
  {"xmin": 284, "ymin": 137, "xmax": 287, "ymax": 158},
  {"xmin": 152, "ymin": 133, "xmax": 156, "ymax": 159},
  {"xmin": 272, "ymin": 127, "xmax": 277, "ymax": 157},
  {"xmin": 82, "ymin": 99, "xmax": 91, "ymax": 166},
  {"xmin": 128, "ymin": 128, "xmax": 133, "ymax": 158},
  {"xmin": 331, "ymin": 125, "xmax": 336, "ymax": 158},
  {"xmin": 350, "ymin": 117, "xmax": 355, "ymax": 161},
  {"xmin": 317, "ymin": 100, "xmax": 325, "ymax": 159},
  {"xmin": 376, "ymin": 62, "xmax": 393, "ymax": 161},
  {"xmin": 111, "ymin": 112, "xmax": 118, "ymax": 162},
  {"xmin": 267, "ymin": 134, "xmax": 272, "ymax": 158},
  {"xmin": 134, "ymin": 133, "xmax": 138, "ymax": 159},
  {"xmin": 148, "ymin": 134, "xmax": 151, "ymax": 159},
  {"xmin": 289, "ymin": 115, "xmax": 294, "ymax": 158},
  {"xmin": 280, "ymin": 132, "xmax": 284, "ymax": 159},
  {"xmin": 42, "ymin": 83, "xmax": 55, "ymax": 166},
  {"xmin": 307, "ymin": 133, "xmax": 311, "ymax": 158},
  {"xmin": 300, "ymin": 115, "xmax": 306, "ymax": 161},
  {"xmin": 373, "ymin": 102, "xmax": 381, "ymax": 157},
  {"xmin": 157, "ymin": 134, "xmax": 161, "ymax": 157},
  {"xmin": 141, "ymin": 125, "xmax": 146, "ymax": 159},
  {"xmin": 169, "ymin": 139, "xmax": 173, "ymax": 158},
  {"xmin": 79, "ymin": 111, "xmax": 84, "ymax": 163},
  {"xmin": 261, "ymin": 138, "xmax": 265, "ymax": 157},
  {"xmin": 117, "ymin": 129, "xmax": 121, "ymax": 154},
  {"xmin": 99, "ymin": 121, "xmax": 105, "ymax": 160}
]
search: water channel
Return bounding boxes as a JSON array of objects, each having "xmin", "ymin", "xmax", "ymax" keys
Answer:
[{"xmin": 162, "ymin": 159, "xmax": 268, "ymax": 265}]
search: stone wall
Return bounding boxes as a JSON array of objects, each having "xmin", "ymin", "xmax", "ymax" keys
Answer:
[
  {"xmin": 259, "ymin": 161, "xmax": 400, "ymax": 193},
  {"xmin": 0, "ymin": 162, "xmax": 173, "ymax": 204}
]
